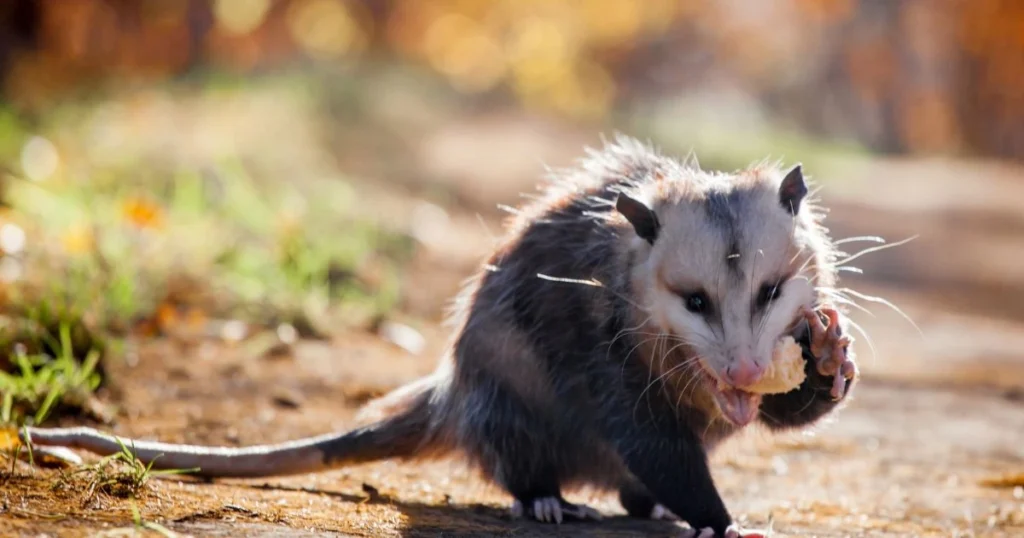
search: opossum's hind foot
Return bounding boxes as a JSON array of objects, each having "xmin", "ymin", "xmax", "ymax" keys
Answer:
[
  {"xmin": 509, "ymin": 496, "xmax": 602, "ymax": 524},
  {"xmin": 619, "ymin": 482, "xmax": 677, "ymax": 520},
  {"xmin": 649, "ymin": 504, "xmax": 677, "ymax": 520},
  {"xmin": 680, "ymin": 525, "xmax": 767, "ymax": 538}
]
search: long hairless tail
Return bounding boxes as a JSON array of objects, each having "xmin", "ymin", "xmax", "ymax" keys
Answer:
[{"xmin": 19, "ymin": 381, "xmax": 445, "ymax": 478}]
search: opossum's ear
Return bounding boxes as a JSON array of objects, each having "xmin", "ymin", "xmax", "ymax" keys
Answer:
[
  {"xmin": 779, "ymin": 164, "xmax": 808, "ymax": 215},
  {"xmin": 615, "ymin": 192, "xmax": 660, "ymax": 245}
]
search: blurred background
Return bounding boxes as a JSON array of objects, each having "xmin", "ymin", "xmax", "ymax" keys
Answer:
[
  {"xmin": 1, "ymin": 2, "xmax": 1023, "ymax": 536},
  {"xmin": 1, "ymin": 0, "xmax": 1023, "ymax": 438},
  {"xmin": 5, "ymin": 0, "xmax": 1024, "ymax": 155}
]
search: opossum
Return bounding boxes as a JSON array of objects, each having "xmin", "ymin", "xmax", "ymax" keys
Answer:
[{"xmin": 21, "ymin": 136, "xmax": 857, "ymax": 538}]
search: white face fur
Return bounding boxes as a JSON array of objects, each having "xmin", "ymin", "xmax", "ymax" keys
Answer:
[{"xmin": 626, "ymin": 168, "xmax": 821, "ymax": 387}]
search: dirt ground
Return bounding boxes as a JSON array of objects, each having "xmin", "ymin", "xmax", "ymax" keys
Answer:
[{"xmin": 3, "ymin": 117, "xmax": 1024, "ymax": 537}]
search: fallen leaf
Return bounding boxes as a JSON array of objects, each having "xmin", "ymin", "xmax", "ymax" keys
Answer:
[
  {"xmin": 154, "ymin": 302, "xmax": 178, "ymax": 331},
  {"xmin": 980, "ymin": 472, "xmax": 1024, "ymax": 488},
  {"xmin": 0, "ymin": 425, "xmax": 20, "ymax": 450},
  {"xmin": 271, "ymin": 389, "xmax": 303, "ymax": 409}
]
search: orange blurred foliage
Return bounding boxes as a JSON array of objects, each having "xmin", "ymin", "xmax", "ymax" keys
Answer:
[
  {"xmin": 120, "ymin": 197, "xmax": 164, "ymax": 230},
  {"xmin": 0, "ymin": 0, "xmax": 1023, "ymax": 158}
]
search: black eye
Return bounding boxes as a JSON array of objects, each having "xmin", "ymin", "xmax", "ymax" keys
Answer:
[
  {"xmin": 684, "ymin": 291, "xmax": 711, "ymax": 314},
  {"xmin": 756, "ymin": 282, "xmax": 783, "ymax": 310}
]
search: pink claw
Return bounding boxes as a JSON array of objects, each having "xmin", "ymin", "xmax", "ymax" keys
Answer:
[
  {"xmin": 680, "ymin": 525, "xmax": 767, "ymax": 538},
  {"xmin": 727, "ymin": 525, "xmax": 768, "ymax": 538}
]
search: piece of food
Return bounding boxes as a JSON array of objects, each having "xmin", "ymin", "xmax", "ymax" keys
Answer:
[{"xmin": 747, "ymin": 336, "xmax": 806, "ymax": 395}]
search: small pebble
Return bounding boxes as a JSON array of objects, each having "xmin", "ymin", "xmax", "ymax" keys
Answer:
[
  {"xmin": 1003, "ymin": 387, "xmax": 1024, "ymax": 402},
  {"xmin": 221, "ymin": 320, "xmax": 248, "ymax": 343},
  {"xmin": 277, "ymin": 323, "xmax": 298, "ymax": 345},
  {"xmin": 272, "ymin": 390, "xmax": 303, "ymax": 409}
]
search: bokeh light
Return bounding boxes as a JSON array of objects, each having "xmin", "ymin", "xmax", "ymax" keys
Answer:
[
  {"xmin": 287, "ymin": 0, "xmax": 368, "ymax": 59},
  {"xmin": 214, "ymin": 0, "xmax": 271, "ymax": 36},
  {"xmin": 20, "ymin": 136, "xmax": 59, "ymax": 182},
  {"xmin": 0, "ymin": 0, "xmax": 1021, "ymax": 152}
]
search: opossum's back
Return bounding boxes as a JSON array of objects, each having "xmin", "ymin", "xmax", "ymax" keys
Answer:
[{"xmin": 507, "ymin": 137, "xmax": 680, "ymax": 234}]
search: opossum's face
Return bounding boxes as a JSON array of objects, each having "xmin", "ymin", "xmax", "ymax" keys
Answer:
[{"xmin": 618, "ymin": 165, "xmax": 827, "ymax": 426}]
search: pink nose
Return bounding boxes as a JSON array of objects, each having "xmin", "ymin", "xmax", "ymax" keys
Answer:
[{"xmin": 725, "ymin": 359, "xmax": 764, "ymax": 388}]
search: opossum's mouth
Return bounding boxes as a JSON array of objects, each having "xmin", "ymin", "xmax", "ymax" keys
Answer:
[
  {"xmin": 696, "ymin": 361, "xmax": 762, "ymax": 427},
  {"xmin": 701, "ymin": 311, "xmax": 812, "ymax": 426}
]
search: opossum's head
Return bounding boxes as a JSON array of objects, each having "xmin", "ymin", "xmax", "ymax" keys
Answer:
[{"xmin": 617, "ymin": 163, "xmax": 836, "ymax": 427}]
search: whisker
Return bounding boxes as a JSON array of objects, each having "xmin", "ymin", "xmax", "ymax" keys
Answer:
[
  {"xmin": 672, "ymin": 358, "xmax": 710, "ymax": 409},
  {"xmin": 835, "ymin": 235, "xmax": 918, "ymax": 267},
  {"xmin": 616, "ymin": 335, "xmax": 674, "ymax": 386},
  {"xmin": 643, "ymin": 334, "xmax": 667, "ymax": 418},
  {"xmin": 701, "ymin": 401, "xmax": 719, "ymax": 439},
  {"xmin": 679, "ymin": 360, "xmax": 710, "ymax": 402},
  {"xmin": 608, "ymin": 314, "xmax": 655, "ymax": 361},
  {"xmin": 634, "ymin": 330, "xmax": 712, "ymax": 419},
  {"xmin": 843, "ymin": 317, "xmax": 877, "ymax": 366},
  {"xmin": 751, "ymin": 248, "xmax": 761, "ymax": 320},
  {"xmin": 475, "ymin": 213, "xmax": 498, "ymax": 245},
  {"xmin": 838, "ymin": 287, "xmax": 923, "ymax": 337},
  {"xmin": 796, "ymin": 247, "xmax": 817, "ymax": 275},
  {"xmin": 788, "ymin": 247, "xmax": 804, "ymax": 266},
  {"xmin": 644, "ymin": 333, "xmax": 665, "ymax": 420},
  {"xmin": 834, "ymin": 235, "xmax": 886, "ymax": 246},
  {"xmin": 758, "ymin": 408, "xmax": 782, "ymax": 427},
  {"xmin": 536, "ymin": 273, "xmax": 603, "ymax": 287},
  {"xmin": 633, "ymin": 355, "xmax": 699, "ymax": 419},
  {"xmin": 618, "ymin": 335, "xmax": 668, "ymax": 372},
  {"xmin": 817, "ymin": 289, "xmax": 874, "ymax": 317}
]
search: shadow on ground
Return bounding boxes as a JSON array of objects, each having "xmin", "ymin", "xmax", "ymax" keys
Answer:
[{"xmin": 245, "ymin": 483, "xmax": 682, "ymax": 538}]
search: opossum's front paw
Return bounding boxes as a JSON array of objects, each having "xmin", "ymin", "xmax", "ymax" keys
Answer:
[
  {"xmin": 680, "ymin": 524, "xmax": 767, "ymax": 538},
  {"xmin": 802, "ymin": 306, "xmax": 857, "ymax": 400},
  {"xmin": 510, "ymin": 496, "xmax": 602, "ymax": 524}
]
